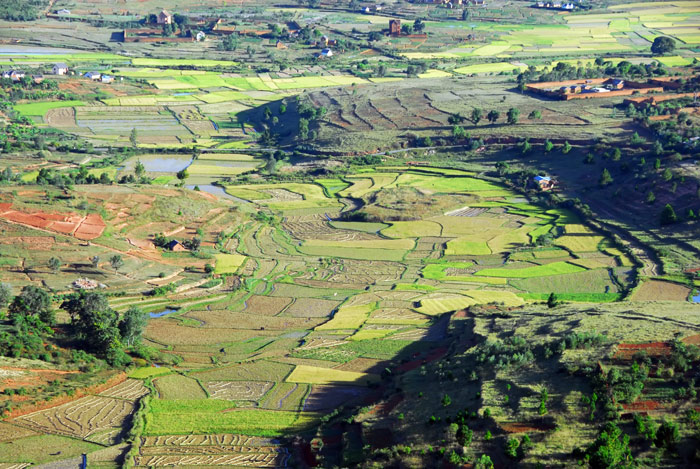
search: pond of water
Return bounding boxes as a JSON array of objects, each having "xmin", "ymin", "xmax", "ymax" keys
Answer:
[{"xmin": 149, "ymin": 308, "xmax": 178, "ymax": 318}]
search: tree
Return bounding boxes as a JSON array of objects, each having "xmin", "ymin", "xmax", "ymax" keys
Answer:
[
  {"xmin": 487, "ymin": 110, "xmax": 500, "ymax": 124},
  {"xmin": 129, "ymin": 128, "xmax": 138, "ymax": 148},
  {"xmin": 651, "ymin": 36, "xmax": 675, "ymax": 55},
  {"xmin": 654, "ymin": 158, "xmax": 661, "ymax": 170},
  {"xmin": 8, "ymin": 286, "xmax": 54, "ymax": 326},
  {"xmin": 506, "ymin": 438, "xmax": 520, "ymax": 459},
  {"xmin": 544, "ymin": 139, "xmax": 554, "ymax": 153},
  {"xmin": 586, "ymin": 423, "xmax": 633, "ymax": 469},
  {"xmin": 176, "ymin": 169, "xmax": 188, "ymax": 181},
  {"xmin": 599, "ymin": 168, "xmax": 613, "ymax": 187},
  {"xmin": 547, "ymin": 293, "xmax": 559, "ymax": 308},
  {"xmin": 0, "ymin": 283, "xmax": 12, "ymax": 312},
  {"xmin": 471, "ymin": 108, "xmax": 483, "ymax": 125},
  {"xmin": 563, "ymin": 141, "xmax": 572, "ymax": 154},
  {"xmin": 452, "ymin": 125, "xmax": 466, "ymax": 139},
  {"xmin": 528, "ymin": 110, "xmax": 542, "ymax": 119},
  {"xmin": 645, "ymin": 190, "xmax": 656, "ymax": 204},
  {"xmin": 660, "ymin": 203, "xmax": 677, "ymax": 225},
  {"xmin": 119, "ymin": 306, "xmax": 148, "ymax": 347},
  {"xmin": 413, "ymin": 18, "xmax": 425, "ymax": 33},
  {"xmin": 475, "ymin": 454, "xmax": 494, "ymax": 469},
  {"xmin": 520, "ymin": 139, "xmax": 532, "ymax": 155},
  {"xmin": 134, "ymin": 160, "xmax": 145, "ymax": 178},
  {"xmin": 91, "ymin": 256, "xmax": 100, "ymax": 269},
  {"xmin": 110, "ymin": 254, "xmax": 124, "ymax": 272},
  {"xmin": 506, "ymin": 107, "xmax": 520, "ymax": 125},
  {"xmin": 48, "ymin": 257, "xmax": 61, "ymax": 272},
  {"xmin": 662, "ymin": 168, "xmax": 673, "ymax": 182},
  {"xmin": 441, "ymin": 394, "xmax": 452, "ymax": 407},
  {"xmin": 401, "ymin": 23, "xmax": 413, "ymax": 35},
  {"xmin": 60, "ymin": 290, "xmax": 126, "ymax": 363},
  {"xmin": 448, "ymin": 113, "xmax": 465, "ymax": 125}
]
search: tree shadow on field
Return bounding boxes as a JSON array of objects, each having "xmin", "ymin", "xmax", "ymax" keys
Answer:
[{"xmin": 289, "ymin": 311, "xmax": 476, "ymax": 467}]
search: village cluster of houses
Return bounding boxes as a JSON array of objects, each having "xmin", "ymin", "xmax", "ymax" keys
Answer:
[
  {"xmin": 411, "ymin": 0, "xmax": 486, "ymax": 6},
  {"xmin": 534, "ymin": 1, "xmax": 576, "ymax": 10},
  {"xmin": 1, "ymin": 63, "xmax": 116, "ymax": 84},
  {"xmin": 558, "ymin": 79, "xmax": 624, "ymax": 95}
]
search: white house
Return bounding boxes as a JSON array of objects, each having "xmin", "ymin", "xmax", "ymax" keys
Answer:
[
  {"xmin": 3, "ymin": 70, "xmax": 25, "ymax": 81},
  {"xmin": 56, "ymin": 9, "xmax": 70, "ymax": 15},
  {"xmin": 101, "ymin": 75, "xmax": 114, "ymax": 83},
  {"xmin": 85, "ymin": 71, "xmax": 101, "ymax": 80},
  {"xmin": 196, "ymin": 31, "xmax": 206, "ymax": 42},
  {"xmin": 52, "ymin": 63, "xmax": 68, "ymax": 75}
]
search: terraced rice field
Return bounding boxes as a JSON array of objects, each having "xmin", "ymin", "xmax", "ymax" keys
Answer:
[{"xmin": 110, "ymin": 166, "xmax": 635, "ymax": 463}]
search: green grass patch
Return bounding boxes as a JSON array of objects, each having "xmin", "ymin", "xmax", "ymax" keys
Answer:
[
  {"xmin": 476, "ymin": 261, "xmax": 586, "ymax": 278},
  {"xmin": 13, "ymin": 100, "xmax": 84, "ymax": 117},
  {"xmin": 128, "ymin": 366, "xmax": 171, "ymax": 379},
  {"xmin": 214, "ymin": 253, "xmax": 247, "ymax": 274},
  {"xmin": 316, "ymin": 303, "xmax": 374, "ymax": 330},
  {"xmin": 518, "ymin": 292, "xmax": 622, "ymax": 302},
  {"xmin": 445, "ymin": 238, "xmax": 492, "ymax": 255},
  {"xmin": 145, "ymin": 400, "xmax": 317, "ymax": 436}
]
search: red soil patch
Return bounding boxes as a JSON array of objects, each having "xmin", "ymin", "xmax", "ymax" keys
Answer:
[
  {"xmin": 501, "ymin": 421, "xmax": 556, "ymax": 433},
  {"xmin": 452, "ymin": 309, "xmax": 472, "ymax": 319},
  {"xmin": 0, "ymin": 209, "xmax": 106, "ymax": 240},
  {"xmin": 621, "ymin": 400, "xmax": 662, "ymax": 412},
  {"xmin": 682, "ymin": 334, "xmax": 700, "ymax": 345},
  {"xmin": 73, "ymin": 214, "xmax": 106, "ymax": 240},
  {"xmin": 51, "ymin": 221, "xmax": 78, "ymax": 234},
  {"xmin": 0, "ymin": 203, "xmax": 12, "ymax": 213},
  {"xmin": 614, "ymin": 342, "xmax": 671, "ymax": 360}
]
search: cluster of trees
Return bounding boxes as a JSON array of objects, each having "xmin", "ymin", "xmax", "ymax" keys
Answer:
[
  {"xmin": 0, "ymin": 286, "xmax": 55, "ymax": 360},
  {"xmin": 0, "ymin": 0, "xmax": 45, "ymax": 20},
  {"xmin": 61, "ymin": 290, "xmax": 147, "ymax": 365},
  {"xmin": 0, "ymin": 285, "xmax": 146, "ymax": 367},
  {"xmin": 475, "ymin": 336, "xmax": 534, "ymax": 369},
  {"xmin": 517, "ymin": 59, "xmax": 669, "ymax": 87}
]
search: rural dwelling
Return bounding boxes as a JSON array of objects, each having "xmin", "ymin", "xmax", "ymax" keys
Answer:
[
  {"xmin": 533, "ymin": 175, "xmax": 555, "ymax": 191},
  {"xmin": 52, "ymin": 63, "xmax": 68, "ymax": 75},
  {"xmin": 31, "ymin": 75, "xmax": 44, "ymax": 84},
  {"xmin": 101, "ymin": 75, "xmax": 114, "ymax": 83},
  {"xmin": 167, "ymin": 240, "xmax": 187, "ymax": 252},
  {"xmin": 56, "ymin": 9, "xmax": 70, "ymax": 15},
  {"xmin": 6, "ymin": 70, "xmax": 25, "ymax": 81},
  {"xmin": 196, "ymin": 31, "xmax": 206, "ymax": 42},
  {"xmin": 320, "ymin": 48, "xmax": 333, "ymax": 58},
  {"xmin": 157, "ymin": 10, "xmax": 173, "ymax": 25},
  {"xmin": 276, "ymin": 40, "xmax": 287, "ymax": 50},
  {"xmin": 389, "ymin": 19, "xmax": 401, "ymax": 36},
  {"xmin": 84, "ymin": 71, "xmax": 101, "ymax": 80}
]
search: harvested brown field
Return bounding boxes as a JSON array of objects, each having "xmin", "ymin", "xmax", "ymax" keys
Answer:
[
  {"xmin": 630, "ymin": 280, "xmax": 690, "ymax": 301},
  {"xmin": 203, "ymin": 381, "xmax": 273, "ymax": 401},
  {"xmin": 99, "ymin": 379, "xmax": 149, "ymax": 400},
  {"xmin": 184, "ymin": 310, "xmax": 323, "ymax": 330},
  {"xmin": 0, "ymin": 422, "xmax": 38, "ymax": 443},
  {"xmin": 242, "ymin": 295, "xmax": 293, "ymax": 316},
  {"xmin": 12, "ymin": 395, "xmax": 135, "ymax": 441},
  {"xmin": 283, "ymin": 298, "xmax": 341, "ymax": 318},
  {"xmin": 141, "ymin": 434, "xmax": 278, "ymax": 447}
]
